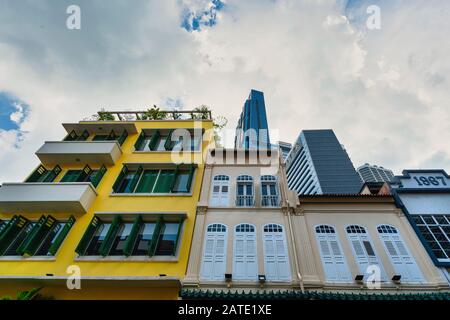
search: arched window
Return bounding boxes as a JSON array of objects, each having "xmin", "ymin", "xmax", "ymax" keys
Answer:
[
  {"xmin": 236, "ymin": 176, "xmax": 254, "ymax": 207},
  {"xmin": 233, "ymin": 224, "xmax": 257, "ymax": 280},
  {"xmin": 211, "ymin": 175, "xmax": 230, "ymax": 207},
  {"xmin": 314, "ymin": 225, "xmax": 352, "ymax": 283},
  {"xmin": 261, "ymin": 176, "xmax": 279, "ymax": 207},
  {"xmin": 346, "ymin": 225, "xmax": 386, "ymax": 281},
  {"xmin": 201, "ymin": 224, "xmax": 227, "ymax": 280},
  {"xmin": 262, "ymin": 224, "xmax": 291, "ymax": 281},
  {"xmin": 377, "ymin": 225, "xmax": 423, "ymax": 283}
]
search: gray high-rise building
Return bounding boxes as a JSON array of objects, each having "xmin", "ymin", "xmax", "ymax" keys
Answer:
[
  {"xmin": 234, "ymin": 89, "xmax": 270, "ymax": 150},
  {"xmin": 285, "ymin": 130, "xmax": 363, "ymax": 195},
  {"xmin": 275, "ymin": 141, "xmax": 292, "ymax": 161},
  {"xmin": 357, "ymin": 163, "xmax": 395, "ymax": 183}
]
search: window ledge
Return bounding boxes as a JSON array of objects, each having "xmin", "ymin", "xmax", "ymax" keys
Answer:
[
  {"xmin": 110, "ymin": 193, "xmax": 193, "ymax": 197},
  {"xmin": 0, "ymin": 256, "xmax": 56, "ymax": 261},
  {"xmin": 75, "ymin": 255, "xmax": 179, "ymax": 262}
]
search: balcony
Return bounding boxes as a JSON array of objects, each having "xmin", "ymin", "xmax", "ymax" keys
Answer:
[
  {"xmin": 261, "ymin": 195, "xmax": 280, "ymax": 207},
  {"xmin": 236, "ymin": 195, "xmax": 255, "ymax": 207},
  {"xmin": 35, "ymin": 141, "xmax": 122, "ymax": 166},
  {"xmin": 0, "ymin": 182, "xmax": 97, "ymax": 214}
]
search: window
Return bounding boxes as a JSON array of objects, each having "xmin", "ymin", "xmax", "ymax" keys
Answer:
[
  {"xmin": 377, "ymin": 225, "xmax": 424, "ymax": 283},
  {"xmin": 201, "ymin": 224, "xmax": 227, "ymax": 280},
  {"xmin": 233, "ymin": 224, "xmax": 257, "ymax": 280},
  {"xmin": 236, "ymin": 175, "xmax": 254, "ymax": 207},
  {"xmin": 26, "ymin": 165, "xmax": 61, "ymax": 183},
  {"xmin": 261, "ymin": 175, "xmax": 279, "ymax": 207},
  {"xmin": 64, "ymin": 129, "xmax": 89, "ymax": 141},
  {"xmin": 60, "ymin": 165, "xmax": 106, "ymax": 187},
  {"xmin": 92, "ymin": 130, "xmax": 128, "ymax": 146},
  {"xmin": 112, "ymin": 165, "xmax": 195, "ymax": 194},
  {"xmin": 0, "ymin": 215, "xmax": 75, "ymax": 257},
  {"xmin": 75, "ymin": 216, "xmax": 183, "ymax": 257},
  {"xmin": 263, "ymin": 224, "xmax": 291, "ymax": 281},
  {"xmin": 315, "ymin": 225, "xmax": 352, "ymax": 283},
  {"xmin": 410, "ymin": 215, "xmax": 450, "ymax": 263},
  {"xmin": 211, "ymin": 175, "xmax": 230, "ymax": 207},
  {"xmin": 345, "ymin": 225, "xmax": 387, "ymax": 281},
  {"xmin": 135, "ymin": 129, "xmax": 201, "ymax": 152}
]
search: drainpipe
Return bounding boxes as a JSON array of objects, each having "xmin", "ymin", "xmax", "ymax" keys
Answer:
[{"xmin": 287, "ymin": 206, "xmax": 305, "ymax": 293}]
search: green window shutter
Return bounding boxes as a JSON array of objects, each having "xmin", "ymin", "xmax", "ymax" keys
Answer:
[
  {"xmin": 123, "ymin": 215, "xmax": 142, "ymax": 256},
  {"xmin": 172, "ymin": 218, "xmax": 184, "ymax": 256},
  {"xmin": 90, "ymin": 165, "xmax": 107, "ymax": 188},
  {"xmin": 0, "ymin": 215, "xmax": 29, "ymax": 255},
  {"xmin": 64, "ymin": 130, "xmax": 79, "ymax": 141},
  {"xmin": 75, "ymin": 216, "xmax": 100, "ymax": 255},
  {"xmin": 25, "ymin": 165, "xmax": 47, "ymax": 182},
  {"xmin": 21, "ymin": 215, "xmax": 57, "ymax": 256},
  {"xmin": 128, "ymin": 165, "xmax": 143, "ymax": 193},
  {"xmin": 148, "ymin": 218, "xmax": 163, "ymax": 257},
  {"xmin": 134, "ymin": 131, "xmax": 146, "ymax": 150},
  {"xmin": 77, "ymin": 165, "xmax": 93, "ymax": 182},
  {"xmin": 16, "ymin": 215, "xmax": 46, "ymax": 256},
  {"xmin": 135, "ymin": 169, "xmax": 158, "ymax": 193},
  {"xmin": 164, "ymin": 129, "xmax": 174, "ymax": 150},
  {"xmin": 112, "ymin": 165, "xmax": 129, "ymax": 193},
  {"xmin": 107, "ymin": 130, "xmax": 117, "ymax": 141},
  {"xmin": 98, "ymin": 216, "xmax": 122, "ymax": 257},
  {"xmin": 148, "ymin": 130, "xmax": 160, "ymax": 150},
  {"xmin": 117, "ymin": 129, "xmax": 128, "ymax": 146},
  {"xmin": 79, "ymin": 129, "xmax": 89, "ymax": 141},
  {"xmin": 185, "ymin": 164, "xmax": 196, "ymax": 192},
  {"xmin": 154, "ymin": 170, "xmax": 176, "ymax": 193},
  {"xmin": 48, "ymin": 216, "xmax": 76, "ymax": 256},
  {"xmin": 170, "ymin": 166, "xmax": 180, "ymax": 192},
  {"xmin": 43, "ymin": 165, "xmax": 62, "ymax": 182}
]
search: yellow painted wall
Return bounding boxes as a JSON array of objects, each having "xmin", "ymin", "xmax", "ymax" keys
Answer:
[{"xmin": 0, "ymin": 120, "xmax": 214, "ymax": 299}]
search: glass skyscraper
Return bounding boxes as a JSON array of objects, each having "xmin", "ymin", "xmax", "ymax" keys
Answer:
[
  {"xmin": 234, "ymin": 89, "xmax": 270, "ymax": 150},
  {"xmin": 357, "ymin": 163, "xmax": 395, "ymax": 183},
  {"xmin": 285, "ymin": 130, "xmax": 363, "ymax": 195}
]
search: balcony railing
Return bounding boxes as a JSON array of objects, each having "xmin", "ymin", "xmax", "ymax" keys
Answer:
[
  {"xmin": 94, "ymin": 110, "xmax": 212, "ymax": 121},
  {"xmin": 236, "ymin": 195, "xmax": 254, "ymax": 207},
  {"xmin": 261, "ymin": 195, "xmax": 280, "ymax": 207}
]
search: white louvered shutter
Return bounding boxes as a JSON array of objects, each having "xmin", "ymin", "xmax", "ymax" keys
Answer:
[
  {"xmin": 263, "ymin": 228, "xmax": 291, "ymax": 281},
  {"xmin": 316, "ymin": 233, "xmax": 351, "ymax": 282},
  {"xmin": 348, "ymin": 234, "xmax": 386, "ymax": 281},
  {"xmin": 200, "ymin": 235, "xmax": 215, "ymax": 280},
  {"xmin": 201, "ymin": 227, "xmax": 227, "ymax": 280},
  {"xmin": 233, "ymin": 228, "xmax": 257, "ymax": 280}
]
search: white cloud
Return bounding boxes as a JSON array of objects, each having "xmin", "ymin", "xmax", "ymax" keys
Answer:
[{"xmin": 0, "ymin": 0, "xmax": 450, "ymax": 181}]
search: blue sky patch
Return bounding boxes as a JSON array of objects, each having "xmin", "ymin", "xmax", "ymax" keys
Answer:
[
  {"xmin": 181, "ymin": 0, "xmax": 225, "ymax": 32},
  {"xmin": 0, "ymin": 92, "xmax": 29, "ymax": 131}
]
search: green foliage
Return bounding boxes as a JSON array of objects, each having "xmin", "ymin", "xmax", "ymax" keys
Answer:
[
  {"xmin": 96, "ymin": 108, "xmax": 115, "ymax": 121},
  {"xmin": 142, "ymin": 105, "xmax": 167, "ymax": 120},
  {"xmin": 192, "ymin": 105, "xmax": 211, "ymax": 120},
  {"xmin": 212, "ymin": 115, "xmax": 228, "ymax": 147},
  {"xmin": 16, "ymin": 287, "xmax": 42, "ymax": 300}
]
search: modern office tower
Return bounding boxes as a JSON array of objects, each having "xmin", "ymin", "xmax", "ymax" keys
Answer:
[
  {"xmin": 357, "ymin": 163, "xmax": 395, "ymax": 183},
  {"xmin": 0, "ymin": 109, "xmax": 214, "ymax": 300},
  {"xmin": 234, "ymin": 89, "xmax": 271, "ymax": 150},
  {"xmin": 276, "ymin": 141, "xmax": 292, "ymax": 161},
  {"xmin": 285, "ymin": 129, "xmax": 363, "ymax": 195}
]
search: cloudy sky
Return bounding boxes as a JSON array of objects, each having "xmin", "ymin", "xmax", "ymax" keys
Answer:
[{"xmin": 0, "ymin": 0, "xmax": 450, "ymax": 181}]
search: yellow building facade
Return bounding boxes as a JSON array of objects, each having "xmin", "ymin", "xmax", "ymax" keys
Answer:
[{"xmin": 0, "ymin": 110, "xmax": 214, "ymax": 299}]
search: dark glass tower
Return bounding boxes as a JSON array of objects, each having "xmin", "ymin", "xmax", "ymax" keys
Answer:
[
  {"xmin": 285, "ymin": 129, "xmax": 363, "ymax": 194},
  {"xmin": 234, "ymin": 89, "xmax": 270, "ymax": 150}
]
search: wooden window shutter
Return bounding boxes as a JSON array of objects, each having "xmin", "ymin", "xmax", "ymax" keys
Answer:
[
  {"xmin": 164, "ymin": 129, "xmax": 174, "ymax": 150},
  {"xmin": 123, "ymin": 215, "xmax": 143, "ymax": 256},
  {"xmin": 90, "ymin": 165, "xmax": 107, "ymax": 188},
  {"xmin": 25, "ymin": 165, "xmax": 47, "ymax": 182},
  {"xmin": 79, "ymin": 129, "xmax": 89, "ymax": 141},
  {"xmin": 148, "ymin": 130, "xmax": 160, "ymax": 150},
  {"xmin": 148, "ymin": 218, "xmax": 163, "ymax": 257},
  {"xmin": 64, "ymin": 130, "xmax": 79, "ymax": 141},
  {"xmin": 0, "ymin": 216, "xmax": 29, "ymax": 255},
  {"xmin": 107, "ymin": 130, "xmax": 117, "ymax": 141},
  {"xmin": 16, "ymin": 215, "xmax": 46, "ymax": 255},
  {"xmin": 48, "ymin": 216, "xmax": 76, "ymax": 256},
  {"xmin": 76, "ymin": 165, "xmax": 93, "ymax": 182},
  {"xmin": 22, "ymin": 215, "xmax": 57, "ymax": 256},
  {"xmin": 134, "ymin": 131, "xmax": 146, "ymax": 150},
  {"xmin": 169, "ymin": 166, "xmax": 180, "ymax": 192},
  {"xmin": 128, "ymin": 166, "xmax": 143, "ymax": 193},
  {"xmin": 98, "ymin": 215, "xmax": 122, "ymax": 257},
  {"xmin": 112, "ymin": 165, "xmax": 129, "ymax": 193},
  {"xmin": 117, "ymin": 129, "xmax": 128, "ymax": 146},
  {"xmin": 75, "ymin": 216, "xmax": 100, "ymax": 255},
  {"xmin": 43, "ymin": 165, "xmax": 62, "ymax": 182},
  {"xmin": 186, "ymin": 164, "xmax": 196, "ymax": 192}
]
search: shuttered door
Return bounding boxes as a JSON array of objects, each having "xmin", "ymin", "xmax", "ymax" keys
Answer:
[
  {"xmin": 200, "ymin": 227, "xmax": 227, "ymax": 281},
  {"xmin": 315, "ymin": 228, "xmax": 351, "ymax": 283},
  {"xmin": 380, "ymin": 233, "xmax": 423, "ymax": 283},
  {"xmin": 211, "ymin": 180, "xmax": 229, "ymax": 206},
  {"xmin": 233, "ymin": 225, "xmax": 257, "ymax": 280},
  {"xmin": 348, "ymin": 234, "xmax": 386, "ymax": 281},
  {"xmin": 263, "ymin": 225, "xmax": 291, "ymax": 281}
]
